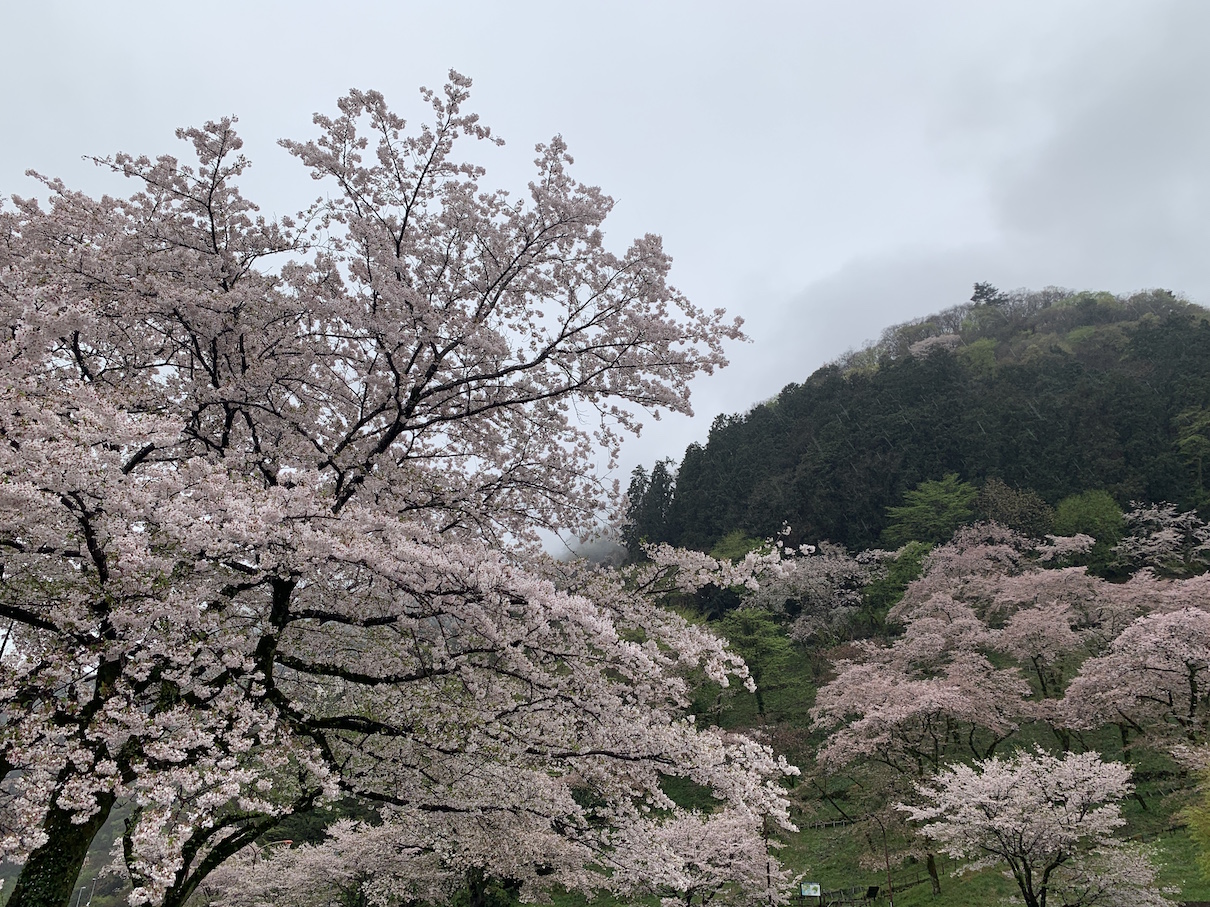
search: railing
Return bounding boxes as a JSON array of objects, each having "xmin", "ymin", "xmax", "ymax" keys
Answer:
[
  {"xmin": 803, "ymin": 816, "xmax": 861, "ymax": 829},
  {"xmin": 819, "ymin": 885, "xmax": 879, "ymax": 906}
]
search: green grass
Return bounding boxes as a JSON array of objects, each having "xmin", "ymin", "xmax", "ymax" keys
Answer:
[
  {"xmin": 1152, "ymin": 829, "xmax": 1210, "ymax": 900},
  {"xmin": 780, "ymin": 821, "xmax": 1210, "ymax": 906}
]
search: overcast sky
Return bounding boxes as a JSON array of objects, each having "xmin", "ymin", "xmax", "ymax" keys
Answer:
[{"xmin": 4, "ymin": 1, "xmax": 1207, "ymax": 493}]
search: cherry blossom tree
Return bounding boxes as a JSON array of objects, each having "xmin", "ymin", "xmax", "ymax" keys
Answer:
[
  {"xmin": 1062, "ymin": 598, "xmax": 1210, "ymax": 751},
  {"xmin": 902, "ymin": 749, "xmax": 1174, "ymax": 907},
  {"xmin": 887, "ymin": 522, "xmax": 1042, "ymax": 623},
  {"xmin": 0, "ymin": 74, "xmax": 778, "ymax": 907},
  {"xmin": 993, "ymin": 601, "xmax": 1081, "ymax": 700},
  {"xmin": 1113, "ymin": 502, "xmax": 1210, "ymax": 578},
  {"xmin": 743, "ymin": 542, "xmax": 886, "ymax": 646},
  {"xmin": 810, "ymin": 521, "xmax": 1209, "ymax": 900},
  {"xmin": 811, "ymin": 593, "xmax": 1031, "ymax": 776},
  {"xmin": 610, "ymin": 808, "xmax": 795, "ymax": 907}
]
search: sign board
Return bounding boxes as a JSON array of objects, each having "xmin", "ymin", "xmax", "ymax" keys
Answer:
[{"xmin": 800, "ymin": 883, "xmax": 821, "ymax": 897}]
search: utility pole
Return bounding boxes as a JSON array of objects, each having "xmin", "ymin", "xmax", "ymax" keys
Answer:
[{"xmin": 868, "ymin": 814, "xmax": 894, "ymax": 907}]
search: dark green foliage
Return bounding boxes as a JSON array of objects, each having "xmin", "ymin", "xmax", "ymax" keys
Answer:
[
  {"xmin": 634, "ymin": 289, "xmax": 1210, "ymax": 552},
  {"xmin": 621, "ymin": 460, "xmax": 676, "ymax": 561},
  {"xmin": 976, "ymin": 478, "xmax": 1054, "ymax": 539},
  {"xmin": 454, "ymin": 869, "xmax": 522, "ymax": 907},
  {"xmin": 261, "ymin": 797, "xmax": 380, "ymax": 845},
  {"xmin": 970, "ymin": 281, "xmax": 1007, "ymax": 305},
  {"xmin": 1176, "ymin": 406, "xmax": 1210, "ymax": 506},
  {"xmin": 861, "ymin": 540, "xmax": 930, "ymax": 628},
  {"xmin": 1053, "ymin": 489, "xmax": 1126, "ymax": 572},
  {"xmin": 692, "ymin": 582, "xmax": 744, "ymax": 621},
  {"xmin": 659, "ymin": 774, "xmax": 723, "ymax": 811},
  {"xmin": 880, "ymin": 474, "xmax": 977, "ymax": 547}
]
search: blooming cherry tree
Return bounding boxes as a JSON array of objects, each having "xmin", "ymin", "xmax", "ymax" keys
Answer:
[
  {"xmin": 610, "ymin": 808, "xmax": 795, "ymax": 907},
  {"xmin": 0, "ymin": 74, "xmax": 776, "ymax": 907},
  {"xmin": 1113, "ymin": 502, "xmax": 1210, "ymax": 578},
  {"xmin": 1062, "ymin": 602, "xmax": 1210, "ymax": 749},
  {"xmin": 902, "ymin": 749, "xmax": 1173, "ymax": 907},
  {"xmin": 811, "ymin": 594, "xmax": 1031, "ymax": 775},
  {"xmin": 743, "ymin": 542, "xmax": 885, "ymax": 645}
]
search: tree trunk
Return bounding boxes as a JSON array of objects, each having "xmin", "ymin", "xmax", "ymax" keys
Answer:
[
  {"xmin": 7, "ymin": 788, "xmax": 115, "ymax": 907},
  {"xmin": 926, "ymin": 852, "xmax": 941, "ymax": 895},
  {"xmin": 1051, "ymin": 725, "xmax": 1072, "ymax": 753},
  {"xmin": 9, "ymin": 634, "xmax": 122, "ymax": 907},
  {"xmin": 159, "ymin": 792, "xmax": 320, "ymax": 907},
  {"xmin": 1011, "ymin": 867, "xmax": 1042, "ymax": 907},
  {"xmin": 467, "ymin": 866, "xmax": 488, "ymax": 907}
]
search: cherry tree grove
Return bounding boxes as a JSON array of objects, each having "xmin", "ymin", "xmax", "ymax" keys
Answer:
[
  {"xmin": 0, "ymin": 74, "xmax": 801, "ymax": 907},
  {"xmin": 808, "ymin": 522, "xmax": 1210, "ymax": 893},
  {"xmin": 815, "ymin": 523, "xmax": 1210, "ymax": 767}
]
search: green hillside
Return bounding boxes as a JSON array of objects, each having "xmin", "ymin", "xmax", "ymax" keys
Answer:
[{"xmin": 627, "ymin": 287, "xmax": 1210, "ymax": 554}]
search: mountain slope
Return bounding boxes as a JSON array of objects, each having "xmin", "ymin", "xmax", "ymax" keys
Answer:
[{"xmin": 633, "ymin": 287, "xmax": 1210, "ymax": 552}]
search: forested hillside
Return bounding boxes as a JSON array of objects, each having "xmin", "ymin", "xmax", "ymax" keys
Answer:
[{"xmin": 626, "ymin": 287, "xmax": 1210, "ymax": 554}]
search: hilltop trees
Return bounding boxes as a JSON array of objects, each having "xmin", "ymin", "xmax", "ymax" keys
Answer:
[
  {"xmin": 1176, "ymin": 407, "xmax": 1210, "ymax": 504},
  {"xmin": 975, "ymin": 478, "xmax": 1055, "ymax": 539},
  {"xmin": 623, "ymin": 460, "xmax": 677, "ymax": 561},
  {"xmin": 0, "ymin": 74, "xmax": 782, "ymax": 907},
  {"xmin": 625, "ymin": 288, "xmax": 1210, "ymax": 554}
]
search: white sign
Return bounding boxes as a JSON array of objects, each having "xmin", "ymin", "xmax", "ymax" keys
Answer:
[{"xmin": 800, "ymin": 883, "xmax": 821, "ymax": 897}]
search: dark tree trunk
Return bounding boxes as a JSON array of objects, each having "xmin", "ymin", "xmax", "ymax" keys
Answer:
[
  {"xmin": 467, "ymin": 866, "xmax": 488, "ymax": 907},
  {"xmin": 9, "ymin": 657, "xmax": 121, "ymax": 907},
  {"xmin": 1051, "ymin": 725, "xmax": 1072, "ymax": 752},
  {"xmin": 926, "ymin": 851, "xmax": 941, "ymax": 895},
  {"xmin": 7, "ymin": 788, "xmax": 115, "ymax": 907},
  {"xmin": 159, "ymin": 792, "xmax": 320, "ymax": 907}
]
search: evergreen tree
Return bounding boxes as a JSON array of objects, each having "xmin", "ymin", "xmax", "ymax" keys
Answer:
[
  {"xmin": 881, "ymin": 474, "xmax": 977, "ymax": 547},
  {"xmin": 621, "ymin": 459, "xmax": 676, "ymax": 561}
]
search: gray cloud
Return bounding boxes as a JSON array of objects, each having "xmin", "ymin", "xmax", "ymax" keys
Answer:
[{"xmin": 3, "ymin": 0, "xmax": 1204, "ymax": 485}]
